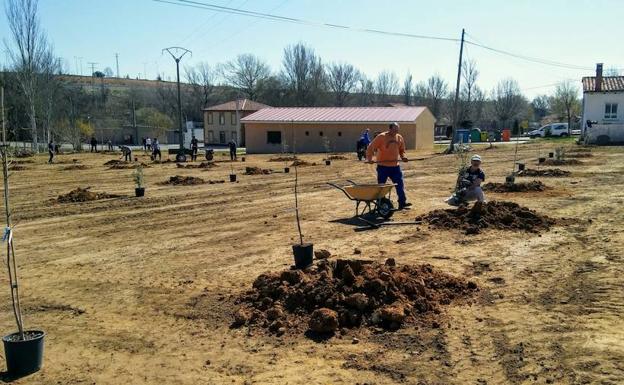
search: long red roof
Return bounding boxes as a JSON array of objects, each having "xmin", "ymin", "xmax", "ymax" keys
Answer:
[{"xmin": 241, "ymin": 107, "xmax": 429, "ymax": 123}]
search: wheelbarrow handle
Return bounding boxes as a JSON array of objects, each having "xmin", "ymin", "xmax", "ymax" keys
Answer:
[{"xmin": 327, "ymin": 182, "xmax": 354, "ymax": 201}]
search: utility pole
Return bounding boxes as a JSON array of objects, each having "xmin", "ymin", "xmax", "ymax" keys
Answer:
[
  {"xmin": 448, "ymin": 28, "xmax": 465, "ymax": 153},
  {"xmin": 162, "ymin": 47, "xmax": 192, "ymax": 162},
  {"xmin": 88, "ymin": 62, "xmax": 97, "ymax": 77},
  {"xmin": 115, "ymin": 53, "xmax": 120, "ymax": 78}
]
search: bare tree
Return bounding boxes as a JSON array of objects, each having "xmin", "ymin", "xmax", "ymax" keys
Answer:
[
  {"xmin": 4, "ymin": 0, "xmax": 55, "ymax": 152},
  {"xmin": 415, "ymin": 75, "xmax": 448, "ymax": 119},
  {"xmin": 185, "ymin": 62, "xmax": 216, "ymax": 110},
  {"xmin": 326, "ymin": 62, "xmax": 360, "ymax": 106},
  {"xmin": 471, "ymin": 87, "xmax": 486, "ymax": 126},
  {"xmin": 552, "ymin": 80, "xmax": 580, "ymax": 134},
  {"xmin": 220, "ymin": 54, "xmax": 270, "ymax": 100},
  {"xmin": 281, "ymin": 43, "xmax": 325, "ymax": 106},
  {"xmin": 402, "ymin": 72, "xmax": 413, "ymax": 106},
  {"xmin": 357, "ymin": 76, "xmax": 375, "ymax": 106},
  {"xmin": 375, "ymin": 70, "xmax": 399, "ymax": 104},
  {"xmin": 531, "ymin": 95, "xmax": 551, "ymax": 122},
  {"xmin": 458, "ymin": 60, "xmax": 479, "ymax": 123},
  {"xmin": 492, "ymin": 78, "xmax": 525, "ymax": 128}
]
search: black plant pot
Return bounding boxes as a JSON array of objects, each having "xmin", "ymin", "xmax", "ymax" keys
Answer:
[
  {"xmin": 229, "ymin": 174, "xmax": 237, "ymax": 182},
  {"xmin": 549, "ymin": 152, "xmax": 554, "ymax": 158},
  {"xmin": 3, "ymin": 330, "xmax": 45, "ymax": 377},
  {"xmin": 517, "ymin": 163, "xmax": 525, "ymax": 171},
  {"xmin": 284, "ymin": 167, "xmax": 290, "ymax": 173},
  {"xmin": 325, "ymin": 160, "xmax": 331, "ymax": 166},
  {"xmin": 292, "ymin": 243, "xmax": 313, "ymax": 269},
  {"xmin": 538, "ymin": 157, "xmax": 546, "ymax": 163},
  {"xmin": 135, "ymin": 187, "xmax": 145, "ymax": 197},
  {"xmin": 241, "ymin": 157, "xmax": 245, "ymax": 162}
]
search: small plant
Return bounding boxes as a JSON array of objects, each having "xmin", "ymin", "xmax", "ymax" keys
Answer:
[
  {"xmin": 133, "ymin": 165, "xmax": 144, "ymax": 188},
  {"xmin": 554, "ymin": 147, "xmax": 565, "ymax": 161},
  {"xmin": 323, "ymin": 136, "xmax": 331, "ymax": 158}
]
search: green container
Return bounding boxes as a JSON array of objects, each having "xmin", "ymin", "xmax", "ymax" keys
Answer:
[
  {"xmin": 470, "ymin": 129, "xmax": 481, "ymax": 143},
  {"xmin": 480, "ymin": 132, "xmax": 488, "ymax": 142}
]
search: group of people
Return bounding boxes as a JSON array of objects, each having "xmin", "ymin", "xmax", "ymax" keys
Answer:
[
  {"xmin": 364, "ymin": 122, "xmax": 485, "ymax": 210},
  {"xmin": 140, "ymin": 137, "xmax": 162, "ymax": 161}
]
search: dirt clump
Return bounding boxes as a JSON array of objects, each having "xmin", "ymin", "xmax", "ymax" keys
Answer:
[
  {"xmin": 291, "ymin": 159, "xmax": 317, "ymax": 167},
  {"xmin": 108, "ymin": 162, "xmax": 150, "ymax": 170},
  {"xmin": 57, "ymin": 187, "xmax": 120, "ymax": 203},
  {"xmin": 482, "ymin": 180, "xmax": 547, "ymax": 193},
  {"xmin": 161, "ymin": 175, "xmax": 205, "ymax": 185},
  {"xmin": 269, "ymin": 156, "xmax": 297, "ymax": 162},
  {"xmin": 566, "ymin": 153, "xmax": 593, "ymax": 158},
  {"xmin": 326, "ymin": 155, "xmax": 348, "ymax": 160},
  {"xmin": 103, "ymin": 159, "xmax": 125, "ymax": 166},
  {"xmin": 416, "ymin": 201, "xmax": 555, "ymax": 235},
  {"xmin": 176, "ymin": 162, "xmax": 217, "ymax": 169},
  {"xmin": 62, "ymin": 164, "xmax": 90, "ymax": 171},
  {"xmin": 9, "ymin": 164, "xmax": 26, "ymax": 171},
  {"xmin": 314, "ymin": 249, "xmax": 332, "ymax": 260},
  {"xmin": 542, "ymin": 159, "xmax": 582, "ymax": 166},
  {"xmin": 232, "ymin": 259, "xmax": 478, "ymax": 336},
  {"xmin": 245, "ymin": 167, "xmax": 272, "ymax": 175},
  {"xmin": 518, "ymin": 168, "xmax": 570, "ymax": 177}
]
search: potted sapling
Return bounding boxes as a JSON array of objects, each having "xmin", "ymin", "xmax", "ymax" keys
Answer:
[
  {"xmin": 291, "ymin": 140, "xmax": 313, "ymax": 268},
  {"xmin": 133, "ymin": 164, "xmax": 145, "ymax": 197},
  {"xmin": 229, "ymin": 160, "xmax": 236, "ymax": 182},
  {"xmin": 282, "ymin": 139, "xmax": 290, "ymax": 174},
  {"xmin": 323, "ymin": 136, "xmax": 331, "ymax": 166},
  {"xmin": 1, "ymin": 89, "xmax": 45, "ymax": 378}
]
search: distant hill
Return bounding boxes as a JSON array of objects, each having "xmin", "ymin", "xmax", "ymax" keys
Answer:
[{"xmin": 56, "ymin": 74, "xmax": 197, "ymax": 91}]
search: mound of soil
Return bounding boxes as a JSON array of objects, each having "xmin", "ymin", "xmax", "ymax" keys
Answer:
[
  {"xmin": 566, "ymin": 153, "xmax": 593, "ymax": 158},
  {"xmin": 415, "ymin": 201, "xmax": 555, "ymax": 235},
  {"xmin": 233, "ymin": 259, "xmax": 478, "ymax": 335},
  {"xmin": 517, "ymin": 168, "xmax": 570, "ymax": 177},
  {"xmin": 57, "ymin": 187, "xmax": 120, "ymax": 203},
  {"xmin": 12, "ymin": 160, "xmax": 34, "ymax": 164},
  {"xmin": 161, "ymin": 175, "xmax": 205, "ymax": 185},
  {"xmin": 103, "ymin": 159, "xmax": 125, "ymax": 166},
  {"xmin": 108, "ymin": 162, "xmax": 150, "ymax": 170},
  {"xmin": 326, "ymin": 155, "xmax": 348, "ymax": 160},
  {"xmin": 62, "ymin": 164, "xmax": 90, "ymax": 171},
  {"xmin": 13, "ymin": 149, "xmax": 34, "ymax": 158},
  {"xmin": 482, "ymin": 180, "xmax": 547, "ymax": 193},
  {"xmin": 269, "ymin": 156, "xmax": 297, "ymax": 162},
  {"xmin": 176, "ymin": 162, "xmax": 217, "ymax": 169},
  {"xmin": 8, "ymin": 164, "xmax": 26, "ymax": 171},
  {"xmin": 291, "ymin": 159, "xmax": 317, "ymax": 167},
  {"xmin": 542, "ymin": 159, "xmax": 582, "ymax": 166},
  {"xmin": 245, "ymin": 167, "xmax": 272, "ymax": 175}
]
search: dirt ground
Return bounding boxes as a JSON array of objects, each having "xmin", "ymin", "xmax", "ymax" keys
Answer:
[{"xmin": 0, "ymin": 143, "xmax": 623, "ymax": 385}]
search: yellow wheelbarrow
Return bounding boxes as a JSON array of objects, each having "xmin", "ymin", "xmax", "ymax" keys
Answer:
[{"xmin": 328, "ymin": 180, "xmax": 395, "ymax": 219}]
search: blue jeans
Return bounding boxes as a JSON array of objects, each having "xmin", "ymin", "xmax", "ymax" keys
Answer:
[{"xmin": 377, "ymin": 165, "xmax": 406, "ymax": 206}]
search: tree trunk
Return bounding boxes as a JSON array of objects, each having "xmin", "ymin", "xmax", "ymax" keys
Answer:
[{"xmin": 29, "ymin": 102, "xmax": 38, "ymax": 153}]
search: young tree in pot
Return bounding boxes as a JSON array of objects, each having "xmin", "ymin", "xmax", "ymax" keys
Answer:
[
  {"xmin": 133, "ymin": 164, "xmax": 145, "ymax": 197},
  {"xmin": 229, "ymin": 160, "xmax": 236, "ymax": 182},
  {"xmin": 291, "ymin": 140, "xmax": 313, "ymax": 269},
  {"xmin": 282, "ymin": 139, "xmax": 290, "ymax": 174},
  {"xmin": 1, "ymin": 86, "xmax": 45, "ymax": 378},
  {"xmin": 323, "ymin": 136, "xmax": 331, "ymax": 166}
]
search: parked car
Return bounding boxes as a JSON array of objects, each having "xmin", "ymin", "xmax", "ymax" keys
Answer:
[{"xmin": 528, "ymin": 123, "xmax": 569, "ymax": 138}]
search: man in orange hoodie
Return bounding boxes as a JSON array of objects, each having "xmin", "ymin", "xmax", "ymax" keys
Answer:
[{"xmin": 366, "ymin": 122, "xmax": 411, "ymax": 210}]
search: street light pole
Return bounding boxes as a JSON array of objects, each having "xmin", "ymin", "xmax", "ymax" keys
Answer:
[{"xmin": 162, "ymin": 47, "xmax": 192, "ymax": 162}]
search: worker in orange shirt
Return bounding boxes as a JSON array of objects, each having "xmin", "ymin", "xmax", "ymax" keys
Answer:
[{"xmin": 366, "ymin": 122, "xmax": 411, "ymax": 210}]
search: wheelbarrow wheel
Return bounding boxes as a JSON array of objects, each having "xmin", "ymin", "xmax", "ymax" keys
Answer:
[{"xmin": 377, "ymin": 198, "xmax": 394, "ymax": 219}]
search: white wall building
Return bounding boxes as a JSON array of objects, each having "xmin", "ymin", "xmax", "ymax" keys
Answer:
[{"xmin": 581, "ymin": 63, "xmax": 624, "ymax": 144}]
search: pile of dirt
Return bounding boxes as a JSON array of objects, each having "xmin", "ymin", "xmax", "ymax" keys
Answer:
[
  {"xmin": 415, "ymin": 201, "xmax": 555, "ymax": 235},
  {"xmin": 326, "ymin": 155, "xmax": 348, "ymax": 160},
  {"xmin": 151, "ymin": 159, "xmax": 174, "ymax": 164},
  {"xmin": 566, "ymin": 153, "xmax": 593, "ymax": 158},
  {"xmin": 245, "ymin": 167, "xmax": 272, "ymax": 175},
  {"xmin": 13, "ymin": 149, "xmax": 34, "ymax": 158},
  {"xmin": 269, "ymin": 156, "xmax": 297, "ymax": 162},
  {"xmin": 8, "ymin": 164, "xmax": 26, "ymax": 171},
  {"xmin": 176, "ymin": 162, "xmax": 217, "ymax": 169},
  {"xmin": 103, "ymin": 159, "xmax": 125, "ymax": 166},
  {"xmin": 161, "ymin": 175, "xmax": 205, "ymax": 185},
  {"xmin": 57, "ymin": 187, "xmax": 120, "ymax": 203},
  {"xmin": 291, "ymin": 159, "xmax": 317, "ymax": 167},
  {"xmin": 62, "ymin": 164, "xmax": 90, "ymax": 171},
  {"xmin": 542, "ymin": 159, "xmax": 582, "ymax": 166},
  {"xmin": 12, "ymin": 159, "xmax": 34, "ymax": 164},
  {"xmin": 517, "ymin": 168, "xmax": 570, "ymax": 177},
  {"xmin": 108, "ymin": 162, "xmax": 150, "ymax": 170},
  {"xmin": 232, "ymin": 258, "xmax": 478, "ymax": 336},
  {"xmin": 482, "ymin": 180, "xmax": 547, "ymax": 193}
]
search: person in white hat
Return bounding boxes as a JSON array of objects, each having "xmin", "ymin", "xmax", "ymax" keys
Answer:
[{"xmin": 446, "ymin": 154, "xmax": 486, "ymax": 206}]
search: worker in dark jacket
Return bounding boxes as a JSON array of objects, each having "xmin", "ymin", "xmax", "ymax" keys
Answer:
[
  {"xmin": 90, "ymin": 137, "xmax": 97, "ymax": 152},
  {"xmin": 48, "ymin": 140, "xmax": 55, "ymax": 163},
  {"xmin": 228, "ymin": 140, "xmax": 237, "ymax": 161},
  {"xmin": 190, "ymin": 136, "xmax": 199, "ymax": 161}
]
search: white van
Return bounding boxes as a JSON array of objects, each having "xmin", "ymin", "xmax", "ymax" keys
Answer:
[{"xmin": 528, "ymin": 123, "xmax": 569, "ymax": 138}]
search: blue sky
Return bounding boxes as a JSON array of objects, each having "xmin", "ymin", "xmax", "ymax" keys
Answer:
[{"xmin": 1, "ymin": 0, "xmax": 623, "ymax": 98}]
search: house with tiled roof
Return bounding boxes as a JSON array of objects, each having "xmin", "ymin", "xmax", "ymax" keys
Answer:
[
  {"xmin": 241, "ymin": 106, "xmax": 435, "ymax": 154},
  {"xmin": 581, "ymin": 63, "xmax": 624, "ymax": 144},
  {"xmin": 203, "ymin": 99, "xmax": 271, "ymax": 146}
]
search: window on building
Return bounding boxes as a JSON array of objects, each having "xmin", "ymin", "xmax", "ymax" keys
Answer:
[
  {"xmin": 305, "ymin": 131, "xmax": 310, "ymax": 136},
  {"xmin": 338, "ymin": 131, "xmax": 342, "ymax": 136},
  {"xmin": 605, "ymin": 103, "xmax": 618, "ymax": 120},
  {"xmin": 207, "ymin": 131, "xmax": 214, "ymax": 143},
  {"xmin": 219, "ymin": 131, "xmax": 226, "ymax": 143},
  {"xmin": 231, "ymin": 112, "xmax": 237, "ymax": 125},
  {"xmin": 219, "ymin": 112, "xmax": 225, "ymax": 125},
  {"xmin": 207, "ymin": 112, "xmax": 213, "ymax": 124},
  {"xmin": 231, "ymin": 131, "xmax": 237, "ymax": 142},
  {"xmin": 267, "ymin": 131, "xmax": 282, "ymax": 144},
  {"xmin": 319, "ymin": 131, "xmax": 324, "ymax": 136}
]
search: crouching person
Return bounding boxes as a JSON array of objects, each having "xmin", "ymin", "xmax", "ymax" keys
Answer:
[{"xmin": 446, "ymin": 154, "xmax": 485, "ymax": 206}]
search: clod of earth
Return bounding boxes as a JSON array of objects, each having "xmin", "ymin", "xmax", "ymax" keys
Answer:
[
  {"xmin": 9, "ymin": 164, "xmax": 26, "ymax": 171},
  {"xmin": 415, "ymin": 201, "xmax": 555, "ymax": 235},
  {"xmin": 62, "ymin": 164, "xmax": 90, "ymax": 171},
  {"xmin": 57, "ymin": 187, "xmax": 120, "ymax": 203},
  {"xmin": 269, "ymin": 156, "xmax": 298, "ymax": 162},
  {"xmin": 176, "ymin": 162, "xmax": 217, "ymax": 169},
  {"xmin": 482, "ymin": 180, "xmax": 547, "ymax": 193},
  {"xmin": 291, "ymin": 160, "xmax": 316, "ymax": 167},
  {"xmin": 314, "ymin": 249, "xmax": 331, "ymax": 260},
  {"xmin": 245, "ymin": 167, "xmax": 272, "ymax": 175},
  {"xmin": 542, "ymin": 159, "xmax": 582, "ymax": 166},
  {"xmin": 232, "ymin": 259, "xmax": 478, "ymax": 336},
  {"xmin": 108, "ymin": 162, "xmax": 150, "ymax": 170},
  {"xmin": 326, "ymin": 155, "xmax": 348, "ymax": 160},
  {"xmin": 161, "ymin": 175, "xmax": 205, "ymax": 185},
  {"xmin": 566, "ymin": 153, "xmax": 593, "ymax": 158},
  {"xmin": 517, "ymin": 168, "xmax": 570, "ymax": 177}
]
